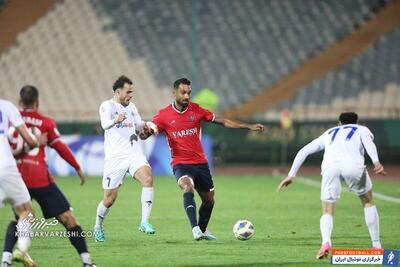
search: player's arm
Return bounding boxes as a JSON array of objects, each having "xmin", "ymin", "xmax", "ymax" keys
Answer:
[
  {"xmin": 51, "ymin": 140, "xmax": 86, "ymax": 185},
  {"xmin": 99, "ymin": 103, "xmax": 126, "ymax": 130},
  {"xmin": 212, "ymin": 116, "xmax": 265, "ymax": 132},
  {"xmin": 139, "ymin": 111, "xmax": 163, "ymax": 140},
  {"xmin": 360, "ymin": 128, "xmax": 386, "ymax": 175},
  {"xmin": 276, "ymin": 136, "xmax": 324, "ymax": 192},
  {"xmin": 15, "ymin": 124, "xmax": 40, "ymax": 148}
]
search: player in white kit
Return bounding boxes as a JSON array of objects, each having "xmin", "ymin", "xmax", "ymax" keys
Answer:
[
  {"xmin": 94, "ymin": 76, "xmax": 155, "ymax": 242},
  {"xmin": 0, "ymin": 99, "xmax": 41, "ymax": 267},
  {"xmin": 277, "ymin": 112, "xmax": 385, "ymax": 260}
]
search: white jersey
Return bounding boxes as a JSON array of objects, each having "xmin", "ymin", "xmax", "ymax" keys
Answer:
[
  {"xmin": 288, "ymin": 124, "xmax": 379, "ymax": 177},
  {"xmin": 0, "ymin": 100, "xmax": 24, "ymax": 169},
  {"xmin": 99, "ymin": 99, "xmax": 145, "ymax": 159}
]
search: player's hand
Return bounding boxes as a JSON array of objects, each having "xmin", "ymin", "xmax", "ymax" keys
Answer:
[
  {"xmin": 373, "ymin": 162, "xmax": 386, "ymax": 175},
  {"xmin": 114, "ymin": 113, "xmax": 126, "ymax": 124},
  {"xmin": 276, "ymin": 176, "xmax": 293, "ymax": 192},
  {"xmin": 36, "ymin": 133, "xmax": 48, "ymax": 146},
  {"xmin": 249, "ymin": 123, "xmax": 265, "ymax": 132},
  {"xmin": 139, "ymin": 126, "xmax": 151, "ymax": 140},
  {"xmin": 77, "ymin": 169, "xmax": 86, "ymax": 185}
]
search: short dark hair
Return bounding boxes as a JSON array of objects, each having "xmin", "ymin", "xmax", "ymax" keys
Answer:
[
  {"xmin": 339, "ymin": 112, "xmax": 358, "ymax": 124},
  {"xmin": 173, "ymin": 78, "xmax": 191, "ymax": 89},
  {"xmin": 113, "ymin": 75, "xmax": 132, "ymax": 91},
  {"xmin": 20, "ymin": 85, "xmax": 39, "ymax": 107}
]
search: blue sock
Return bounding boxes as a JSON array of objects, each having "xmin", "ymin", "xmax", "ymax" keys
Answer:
[
  {"xmin": 183, "ymin": 192, "xmax": 197, "ymax": 228},
  {"xmin": 199, "ymin": 201, "xmax": 214, "ymax": 232},
  {"xmin": 3, "ymin": 221, "xmax": 18, "ymax": 253}
]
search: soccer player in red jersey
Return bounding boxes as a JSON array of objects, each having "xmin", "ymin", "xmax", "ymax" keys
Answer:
[
  {"xmin": 2, "ymin": 86, "xmax": 96, "ymax": 267},
  {"xmin": 142, "ymin": 78, "xmax": 265, "ymax": 240}
]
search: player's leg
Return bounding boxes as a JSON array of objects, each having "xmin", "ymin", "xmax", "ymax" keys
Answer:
[
  {"xmin": 198, "ymin": 190, "xmax": 216, "ymax": 240},
  {"xmin": 173, "ymin": 164, "xmax": 203, "ymax": 240},
  {"xmin": 360, "ymin": 190, "xmax": 381, "ymax": 248},
  {"xmin": 195, "ymin": 164, "xmax": 216, "ymax": 240},
  {"xmin": 94, "ymin": 159, "xmax": 127, "ymax": 242},
  {"xmin": 0, "ymin": 168, "xmax": 36, "ymax": 267},
  {"xmin": 343, "ymin": 166, "xmax": 381, "ymax": 248},
  {"xmin": 132, "ymin": 163, "xmax": 155, "ymax": 234},
  {"xmin": 2, "ymin": 212, "xmax": 18, "ymax": 266},
  {"xmin": 57, "ymin": 211, "xmax": 94, "ymax": 266},
  {"xmin": 94, "ymin": 188, "xmax": 118, "ymax": 242},
  {"xmin": 317, "ymin": 166, "xmax": 341, "ymax": 259},
  {"xmin": 12, "ymin": 202, "xmax": 37, "ymax": 267}
]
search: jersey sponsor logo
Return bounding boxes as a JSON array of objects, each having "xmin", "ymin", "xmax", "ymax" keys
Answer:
[
  {"xmin": 172, "ymin": 127, "xmax": 197, "ymax": 138},
  {"xmin": 116, "ymin": 122, "xmax": 134, "ymax": 128},
  {"xmin": 23, "ymin": 116, "xmax": 43, "ymax": 127}
]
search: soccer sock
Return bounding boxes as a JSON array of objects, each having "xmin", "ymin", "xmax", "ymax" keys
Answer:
[
  {"xmin": 320, "ymin": 213, "xmax": 333, "ymax": 245},
  {"xmin": 198, "ymin": 201, "xmax": 214, "ymax": 232},
  {"xmin": 16, "ymin": 219, "xmax": 32, "ymax": 253},
  {"xmin": 1, "ymin": 252, "xmax": 12, "ymax": 264},
  {"xmin": 67, "ymin": 226, "xmax": 92, "ymax": 264},
  {"xmin": 141, "ymin": 187, "xmax": 154, "ymax": 224},
  {"xmin": 364, "ymin": 205, "xmax": 381, "ymax": 248},
  {"xmin": 3, "ymin": 221, "xmax": 18, "ymax": 253},
  {"xmin": 183, "ymin": 192, "xmax": 198, "ymax": 229},
  {"xmin": 95, "ymin": 201, "xmax": 110, "ymax": 230}
]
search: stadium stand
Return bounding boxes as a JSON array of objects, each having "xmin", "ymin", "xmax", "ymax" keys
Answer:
[
  {"xmin": 264, "ymin": 27, "xmax": 400, "ymax": 120},
  {"xmin": 0, "ymin": 0, "xmax": 171, "ymax": 121},
  {"xmin": 90, "ymin": 0, "xmax": 390, "ymax": 110},
  {"xmin": 0, "ymin": 0, "xmax": 397, "ymax": 121}
]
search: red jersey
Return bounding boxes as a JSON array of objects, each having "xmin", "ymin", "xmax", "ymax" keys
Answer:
[
  {"xmin": 152, "ymin": 102, "xmax": 215, "ymax": 167},
  {"xmin": 8, "ymin": 109, "xmax": 80, "ymax": 188}
]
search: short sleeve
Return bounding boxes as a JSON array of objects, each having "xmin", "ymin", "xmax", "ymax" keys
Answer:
[
  {"xmin": 47, "ymin": 119, "xmax": 61, "ymax": 145},
  {"xmin": 152, "ymin": 111, "xmax": 164, "ymax": 133},
  {"xmin": 198, "ymin": 105, "xmax": 215, "ymax": 122},
  {"xmin": 4, "ymin": 101, "xmax": 24, "ymax": 127}
]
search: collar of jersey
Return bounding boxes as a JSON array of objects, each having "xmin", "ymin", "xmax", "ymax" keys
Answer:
[
  {"xmin": 21, "ymin": 108, "xmax": 35, "ymax": 112},
  {"xmin": 171, "ymin": 102, "xmax": 189, "ymax": 114},
  {"xmin": 110, "ymin": 98, "xmax": 129, "ymax": 108}
]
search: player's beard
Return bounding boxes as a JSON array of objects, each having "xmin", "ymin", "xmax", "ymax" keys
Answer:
[
  {"xmin": 179, "ymin": 99, "xmax": 189, "ymax": 108},
  {"xmin": 121, "ymin": 97, "xmax": 131, "ymax": 107}
]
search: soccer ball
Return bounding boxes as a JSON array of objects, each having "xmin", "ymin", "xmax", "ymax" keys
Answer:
[{"xmin": 233, "ymin": 220, "xmax": 255, "ymax": 240}]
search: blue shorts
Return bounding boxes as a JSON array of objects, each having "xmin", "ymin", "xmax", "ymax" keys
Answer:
[
  {"xmin": 28, "ymin": 183, "xmax": 71, "ymax": 219},
  {"xmin": 173, "ymin": 163, "xmax": 214, "ymax": 192}
]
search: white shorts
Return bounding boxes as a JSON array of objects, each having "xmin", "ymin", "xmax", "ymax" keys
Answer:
[
  {"xmin": 0, "ymin": 166, "xmax": 31, "ymax": 208},
  {"xmin": 321, "ymin": 162, "xmax": 372, "ymax": 203},
  {"xmin": 102, "ymin": 154, "xmax": 150, "ymax": 189}
]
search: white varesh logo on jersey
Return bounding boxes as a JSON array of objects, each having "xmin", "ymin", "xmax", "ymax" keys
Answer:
[{"xmin": 172, "ymin": 127, "xmax": 197, "ymax": 138}]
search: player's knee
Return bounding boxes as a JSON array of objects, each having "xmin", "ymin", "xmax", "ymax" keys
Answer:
[
  {"xmin": 15, "ymin": 202, "xmax": 34, "ymax": 218},
  {"xmin": 141, "ymin": 175, "xmax": 153, "ymax": 187},
  {"xmin": 359, "ymin": 190, "xmax": 374, "ymax": 206},
  {"xmin": 181, "ymin": 182, "xmax": 194, "ymax": 193},
  {"xmin": 203, "ymin": 198, "xmax": 215, "ymax": 207},
  {"xmin": 58, "ymin": 212, "xmax": 78, "ymax": 229}
]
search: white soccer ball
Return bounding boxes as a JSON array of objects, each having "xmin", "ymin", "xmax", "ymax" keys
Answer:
[{"xmin": 233, "ymin": 220, "xmax": 255, "ymax": 240}]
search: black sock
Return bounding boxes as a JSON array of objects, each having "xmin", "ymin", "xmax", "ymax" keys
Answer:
[
  {"xmin": 67, "ymin": 225, "xmax": 88, "ymax": 254},
  {"xmin": 199, "ymin": 201, "xmax": 214, "ymax": 232},
  {"xmin": 183, "ymin": 192, "xmax": 197, "ymax": 228},
  {"xmin": 3, "ymin": 221, "xmax": 18, "ymax": 253}
]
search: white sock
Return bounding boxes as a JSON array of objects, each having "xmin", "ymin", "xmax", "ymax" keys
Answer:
[
  {"xmin": 141, "ymin": 187, "xmax": 154, "ymax": 224},
  {"xmin": 95, "ymin": 201, "xmax": 110, "ymax": 230},
  {"xmin": 16, "ymin": 220, "xmax": 32, "ymax": 253},
  {"xmin": 320, "ymin": 213, "xmax": 333, "ymax": 245},
  {"xmin": 364, "ymin": 205, "xmax": 381, "ymax": 248},
  {"xmin": 80, "ymin": 252, "xmax": 92, "ymax": 265},
  {"xmin": 1, "ymin": 252, "xmax": 12, "ymax": 264}
]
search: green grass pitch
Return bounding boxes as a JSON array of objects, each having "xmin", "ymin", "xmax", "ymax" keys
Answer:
[{"xmin": 0, "ymin": 175, "xmax": 399, "ymax": 267}]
